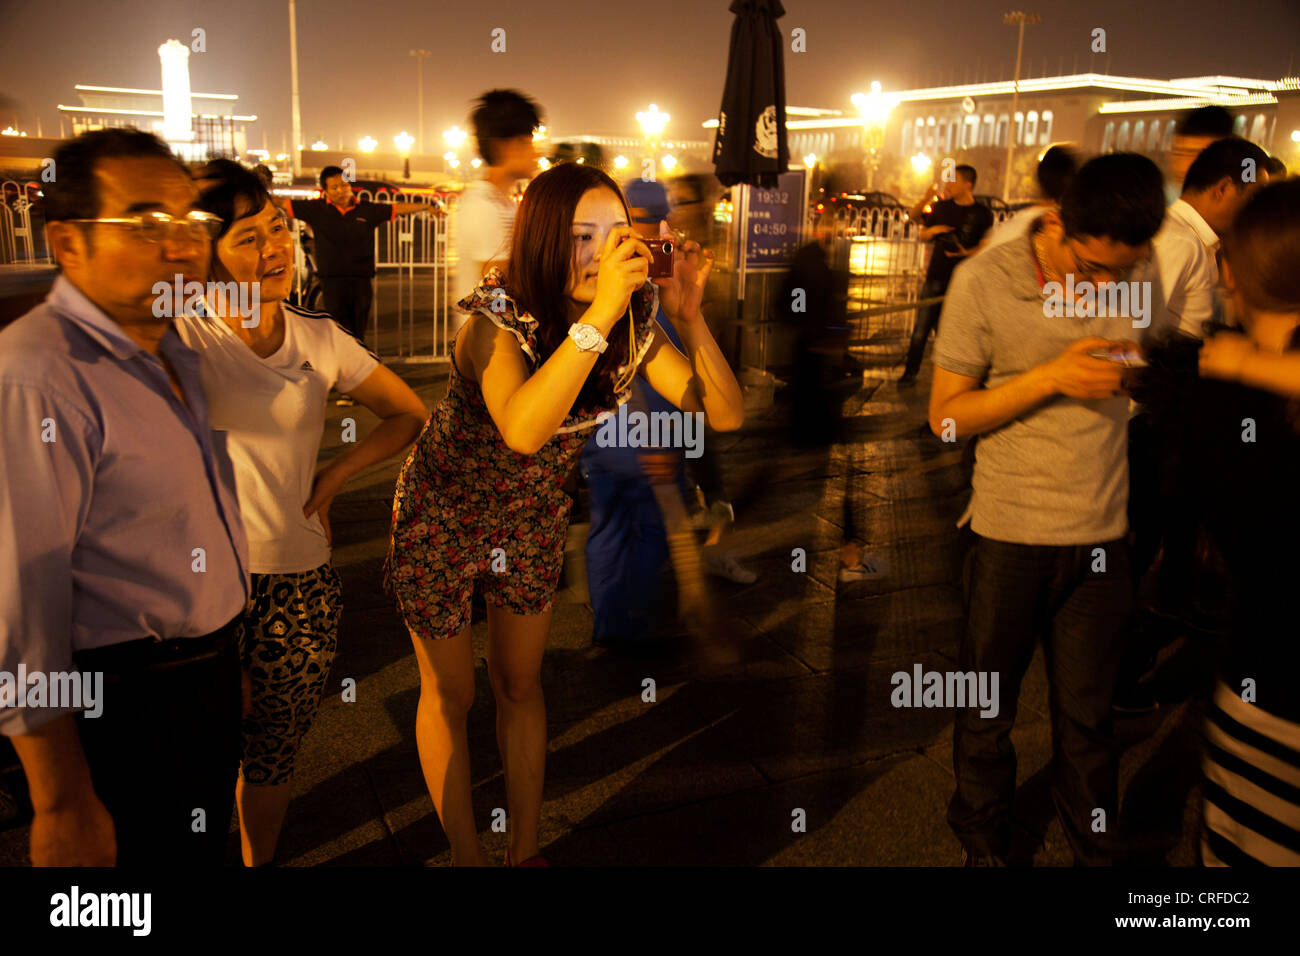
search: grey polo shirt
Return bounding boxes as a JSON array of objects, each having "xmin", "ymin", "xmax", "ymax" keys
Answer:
[
  {"xmin": 932, "ymin": 234, "xmax": 1175, "ymax": 546},
  {"xmin": 0, "ymin": 277, "xmax": 249, "ymax": 734}
]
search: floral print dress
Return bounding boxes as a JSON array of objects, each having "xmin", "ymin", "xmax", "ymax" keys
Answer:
[{"xmin": 385, "ymin": 268, "xmax": 659, "ymax": 640}]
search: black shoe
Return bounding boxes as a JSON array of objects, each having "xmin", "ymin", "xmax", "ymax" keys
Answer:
[{"xmin": 962, "ymin": 848, "xmax": 1006, "ymax": 867}]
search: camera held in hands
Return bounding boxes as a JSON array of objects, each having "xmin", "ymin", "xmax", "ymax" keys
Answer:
[{"xmin": 641, "ymin": 238, "xmax": 675, "ymax": 278}]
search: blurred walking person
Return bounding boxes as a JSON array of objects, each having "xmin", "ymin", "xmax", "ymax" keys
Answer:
[
  {"xmin": 451, "ymin": 90, "xmax": 543, "ymax": 324},
  {"xmin": 1165, "ymin": 106, "xmax": 1236, "ymax": 205},
  {"xmin": 981, "ymin": 145, "xmax": 1078, "ymax": 253}
]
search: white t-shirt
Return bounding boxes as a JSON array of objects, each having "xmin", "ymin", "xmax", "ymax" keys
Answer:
[
  {"xmin": 452, "ymin": 179, "xmax": 517, "ymax": 307},
  {"xmin": 1153, "ymin": 198, "xmax": 1220, "ymax": 338},
  {"xmin": 176, "ymin": 303, "xmax": 379, "ymax": 574}
]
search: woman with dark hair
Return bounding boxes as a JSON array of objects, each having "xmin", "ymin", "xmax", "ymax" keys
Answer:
[
  {"xmin": 386, "ymin": 161, "xmax": 745, "ymax": 866},
  {"xmin": 1159, "ymin": 179, "xmax": 1300, "ymax": 865},
  {"xmin": 176, "ymin": 160, "xmax": 428, "ymax": 865}
]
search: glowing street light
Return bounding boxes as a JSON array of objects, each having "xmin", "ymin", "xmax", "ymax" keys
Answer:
[
  {"xmin": 637, "ymin": 104, "xmax": 670, "ymax": 156},
  {"xmin": 394, "ymin": 131, "xmax": 415, "ymax": 155},
  {"xmin": 444, "ymin": 125, "xmax": 467, "ymax": 150},
  {"xmin": 661, "ymin": 154, "xmax": 677, "ymax": 172},
  {"xmin": 851, "ymin": 81, "xmax": 896, "ymax": 188},
  {"xmin": 310, "ymin": 139, "xmax": 329, "ymax": 151},
  {"xmin": 470, "ymin": 157, "xmax": 482, "ymax": 168},
  {"xmin": 803, "ymin": 153, "xmax": 818, "ymax": 169},
  {"xmin": 359, "ymin": 135, "xmax": 377, "ymax": 153},
  {"xmin": 532, "ymin": 124, "xmax": 547, "ymax": 142},
  {"xmin": 538, "ymin": 157, "xmax": 551, "ymax": 171},
  {"xmin": 911, "ymin": 152, "xmax": 932, "ymax": 175},
  {"xmin": 613, "ymin": 154, "xmax": 629, "ymax": 170},
  {"xmin": 1292, "ymin": 129, "xmax": 1300, "ymax": 143}
]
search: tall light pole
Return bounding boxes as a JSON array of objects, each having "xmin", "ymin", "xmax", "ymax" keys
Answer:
[
  {"xmin": 1002, "ymin": 11, "xmax": 1040, "ymax": 201},
  {"xmin": 410, "ymin": 49, "xmax": 430, "ymax": 155},
  {"xmin": 288, "ymin": 0, "xmax": 303, "ymax": 178},
  {"xmin": 851, "ymin": 82, "xmax": 894, "ymax": 190}
]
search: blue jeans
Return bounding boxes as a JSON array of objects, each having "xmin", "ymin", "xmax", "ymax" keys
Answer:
[{"xmin": 948, "ymin": 535, "xmax": 1133, "ymax": 864}]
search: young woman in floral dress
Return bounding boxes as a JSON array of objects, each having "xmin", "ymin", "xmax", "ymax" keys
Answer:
[{"xmin": 385, "ymin": 162, "xmax": 744, "ymax": 865}]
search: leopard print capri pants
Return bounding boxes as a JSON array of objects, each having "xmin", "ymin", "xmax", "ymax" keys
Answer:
[{"xmin": 235, "ymin": 563, "xmax": 342, "ymax": 786}]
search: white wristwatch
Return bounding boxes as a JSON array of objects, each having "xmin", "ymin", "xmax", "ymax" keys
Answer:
[{"xmin": 568, "ymin": 322, "xmax": 608, "ymax": 354}]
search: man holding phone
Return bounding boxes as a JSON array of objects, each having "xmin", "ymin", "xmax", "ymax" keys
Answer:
[{"xmin": 927, "ymin": 154, "xmax": 1175, "ymax": 866}]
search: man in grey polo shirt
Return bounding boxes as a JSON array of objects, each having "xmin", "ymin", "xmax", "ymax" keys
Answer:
[
  {"xmin": 0, "ymin": 129, "xmax": 249, "ymax": 866},
  {"xmin": 928, "ymin": 154, "xmax": 1175, "ymax": 866}
]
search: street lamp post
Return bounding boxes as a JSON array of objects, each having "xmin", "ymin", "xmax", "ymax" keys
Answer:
[
  {"xmin": 443, "ymin": 125, "xmax": 467, "ymax": 180},
  {"xmin": 394, "ymin": 131, "xmax": 414, "ymax": 180},
  {"xmin": 852, "ymin": 82, "xmax": 894, "ymax": 190},
  {"xmin": 636, "ymin": 104, "xmax": 670, "ymax": 173},
  {"xmin": 1002, "ymin": 11, "xmax": 1041, "ymax": 202},
  {"xmin": 288, "ymin": 0, "xmax": 303, "ymax": 178},
  {"xmin": 410, "ymin": 49, "xmax": 430, "ymax": 155}
]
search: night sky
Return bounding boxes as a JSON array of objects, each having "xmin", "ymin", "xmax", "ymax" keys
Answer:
[{"xmin": 2, "ymin": 0, "xmax": 1298, "ymax": 150}]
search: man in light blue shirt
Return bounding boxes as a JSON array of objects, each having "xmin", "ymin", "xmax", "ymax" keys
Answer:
[{"xmin": 0, "ymin": 129, "xmax": 249, "ymax": 866}]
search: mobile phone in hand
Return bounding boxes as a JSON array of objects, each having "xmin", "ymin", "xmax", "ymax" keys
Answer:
[{"xmin": 1089, "ymin": 348, "xmax": 1148, "ymax": 368}]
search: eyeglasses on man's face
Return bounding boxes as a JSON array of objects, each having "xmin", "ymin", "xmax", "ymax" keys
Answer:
[
  {"xmin": 1063, "ymin": 236, "xmax": 1150, "ymax": 284},
  {"xmin": 65, "ymin": 211, "xmax": 224, "ymax": 244}
]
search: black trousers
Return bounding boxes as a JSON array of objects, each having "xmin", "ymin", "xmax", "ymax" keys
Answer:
[
  {"xmin": 74, "ymin": 624, "xmax": 242, "ymax": 866},
  {"xmin": 320, "ymin": 275, "xmax": 374, "ymax": 343},
  {"xmin": 949, "ymin": 535, "xmax": 1133, "ymax": 865},
  {"xmin": 903, "ymin": 276, "xmax": 949, "ymax": 377}
]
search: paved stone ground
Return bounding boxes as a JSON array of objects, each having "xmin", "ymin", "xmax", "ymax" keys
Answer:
[{"xmin": 0, "ymin": 328, "xmax": 1210, "ymax": 866}]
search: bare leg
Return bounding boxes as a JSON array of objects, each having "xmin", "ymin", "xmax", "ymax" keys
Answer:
[
  {"xmin": 485, "ymin": 603, "xmax": 552, "ymax": 864},
  {"xmin": 236, "ymin": 778, "xmax": 293, "ymax": 866},
  {"xmin": 410, "ymin": 624, "xmax": 488, "ymax": 866}
]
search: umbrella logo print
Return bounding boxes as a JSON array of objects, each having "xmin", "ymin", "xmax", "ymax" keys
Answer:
[{"xmin": 752, "ymin": 105, "xmax": 779, "ymax": 159}]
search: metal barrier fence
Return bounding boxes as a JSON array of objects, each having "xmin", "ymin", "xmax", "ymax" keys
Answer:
[
  {"xmin": 0, "ymin": 180, "xmax": 50, "ymax": 266},
  {"xmin": 289, "ymin": 188, "xmax": 451, "ymax": 363},
  {"xmin": 831, "ymin": 205, "xmax": 1013, "ymax": 339},
  {"xmin": 736, "ymin": 205, "xmax": 1015, "ymax": 371},
  {"xmin": 6, "ymin": 176, "xmax": 1014, "ymax": 370},
  {"xmin": 1, "ymin": 179, "xmax": 452, "ymax": 362}
]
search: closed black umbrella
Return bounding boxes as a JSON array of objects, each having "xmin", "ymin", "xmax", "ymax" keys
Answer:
[{"xmin": 712, "ymin": 0, "xmax": 789, "ymax": 188}]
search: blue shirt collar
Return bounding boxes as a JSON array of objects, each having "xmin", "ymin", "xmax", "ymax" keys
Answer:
[{"xmin": 47, "ymin": 274, "xmax": 191, "ymax": 365}]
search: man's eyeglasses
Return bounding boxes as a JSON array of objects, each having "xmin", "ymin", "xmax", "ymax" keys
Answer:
[
  {"xmin": 65, "ymin": 211, "xmax": 224, "ymax": 244},
  {"xmin": 1063, "ymin": 236, "xmax": 1150, "ymax": 283}
]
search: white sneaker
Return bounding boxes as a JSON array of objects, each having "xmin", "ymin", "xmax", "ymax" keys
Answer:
[{"xmin": 703, "ymin": 551, "xmax": 757, "ymax": 584}]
